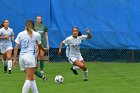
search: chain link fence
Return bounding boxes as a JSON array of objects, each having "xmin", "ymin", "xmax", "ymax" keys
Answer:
[
  {"xmin": 49, "ymin": 48, "xmax": 140, "ymax": 62},
  {"xmin": 0, "ymin": 49, "xmax": 139, "ymax": 63}
]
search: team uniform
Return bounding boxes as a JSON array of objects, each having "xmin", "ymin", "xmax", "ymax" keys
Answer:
[
  {"xmin": 0, "ymin": 27, "xmax": 14, "ymax": 53},
  {"xmin": 63, "ymin": 35, "xmax": 87, "ymax": 64},
  {"xmin": 34, "ymin": 24, "xmax": 48, "ymax": 73},
  {"xmin": 34, "ymin": 24, "xmax": 48, "ymax": 44},
  {"xmin": 15, "ymin": 30, "xmax": 41, "ymax": 70}
]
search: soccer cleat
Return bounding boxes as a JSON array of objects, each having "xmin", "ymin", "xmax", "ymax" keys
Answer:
[
  {"xmin": 84, "ymin": 79, "xmax": 88, "ymax": 81},
  {"xmin": 4, "ymin": 66, "xmax": 7, "ymax": 73},
  {"xmin": 71, "ymin": 67, "xmax": 78, "ymax": 75},
  {"xmin": 40, "ymin": 71, "xmax": 44, "ymax": 74},
  {"xmin": 42, "ymin": 76, "xmax": 47, "ymax": 81},
  {"xmin": 8, "ymin": 70, "xmax": 12, "ymax": 74}
]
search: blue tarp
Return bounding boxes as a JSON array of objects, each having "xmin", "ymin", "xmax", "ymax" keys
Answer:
[{"xmin": 0, "ymin": 0, "xmax": 140, "ymax": 49}]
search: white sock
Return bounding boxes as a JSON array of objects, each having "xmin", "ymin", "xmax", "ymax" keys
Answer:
[
  {"xmin": 73, "ymin": 66, "xmax": 79, "ymax": 70},
  {"xmin": 3, "ymin": 60, "xmax": 7, "ymax": 67},
  {"xmin": 30, "ymin": 80, "xmax": 38, "ymax": 93},
  {"xmin": 8, "ymin": 60, "xmax": 12, "ymax": 70},
  {"xmin": 22, "ymin": 80, "xmax": 31, "ymax": 93},
  {"xmin": 83, "ymin": 70, "xmax": 88, "ymax": 79}
]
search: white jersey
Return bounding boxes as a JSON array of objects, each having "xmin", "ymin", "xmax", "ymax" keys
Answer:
[
  {"xmin": 15, "ymin": 30, "xmax": 41, "ymax": 55},
  {"xmin": 63, "ymin": 35, "xmax": 87, "ymax": 57},
  {"xmin": 0, "ymin": 27, "xmax": 14, "ymax": 53}
]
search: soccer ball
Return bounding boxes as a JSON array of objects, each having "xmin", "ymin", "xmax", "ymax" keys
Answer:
[{"xmin": 55, "ymin": 75, "xmax": 64, "ymax": 84}]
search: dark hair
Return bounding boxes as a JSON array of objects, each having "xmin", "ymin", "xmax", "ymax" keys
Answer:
[
  {"xmin": 36, "ymin": 16, "xmax": 42, "ymax": 24},
  {"xmin": 0, "ymin": 19, "xmax": 8, "ymax": 29},
  {"xmin": 25, "ymin": 20, "xmax": 34, "ymax": 38},
  {"xmin": 78, "ymin": 31, "xmax": 82, "ymax": 36},
  {"xmin": 72, "ymin": 26, "xmax": 82, "ymax": 36}
]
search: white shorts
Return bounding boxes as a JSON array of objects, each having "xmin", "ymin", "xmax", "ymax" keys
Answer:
[
  {"xmin": 0, "ymin": 46, "xmax": 13, "ymax": 53},
  {"xmin": 19, "ymin": 54, "xmax": 36, "ymax": 71},
  {"xmin": 68, "ymin": 55, "xmax": 84, "ymax": 64},
  {"xmin": 0, "ymin": 41, "xmax": 13, "ymax": 53}
]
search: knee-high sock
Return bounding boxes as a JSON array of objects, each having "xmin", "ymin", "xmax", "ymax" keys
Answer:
[
  {"xmin": 22, "ymin": 80, "xmax": 31, "ymax": 93},
  {"xmin": 40, "ymin": 60, "xmax": 44, "ymax": 71},
  {"xmin": 2, "ymin": 60, "xmax": 7, "ymax": 67},
  {"xmin": 83, "ymin": 69, "xmax": 88, "ymax": 79},
  {"xmin": 35, "ymin": 70, "xmax": 43, "ymax": 78},
  {"xmin": 30, "ymin": 80, "xmax": 38, "ymax": 93},
  {"xmin": 8, "ymin": 60, "xmax": 12, "ymax": 70}
]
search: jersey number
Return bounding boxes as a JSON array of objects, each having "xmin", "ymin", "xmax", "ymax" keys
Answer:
[{"xmin": 22, "ymin": 39, "xmax": 29, "ymax": 48}]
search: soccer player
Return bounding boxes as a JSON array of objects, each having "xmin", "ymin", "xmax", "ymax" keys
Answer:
[
  {"xmin": 58, "ymin": 26, "xmax": 92, "ymax": 81},
  {"xmin": 34, "ymin": 16, "xmax": 49, "ymax": 74},
  {"xmin": 13, "ymin": 20, "xmax": 47, "ymax": 93},
  {"xmin": 0, "ymin": 19, "xmax": 14, "ymax": 74}
]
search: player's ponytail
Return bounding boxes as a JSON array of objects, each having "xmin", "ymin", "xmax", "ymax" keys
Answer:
[{"xmin": 25, "ymin": 20, "xmax": 34, "ymax": 38}]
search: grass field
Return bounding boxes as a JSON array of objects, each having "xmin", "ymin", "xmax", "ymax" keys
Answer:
[{"xmin": 0, "ymin": 61, "xmax": 140, "ymax": 93}]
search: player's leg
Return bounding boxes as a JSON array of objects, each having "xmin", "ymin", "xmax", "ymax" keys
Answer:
[
  {"xmin": 26, "ymin": 68, "xmax": 38, "ymax": 93},
  {"xmin": 6, "ymin": 49, "xmax": 13, "ymax": 74},
  {"xmin": 2, "ymin": 53, "xmax": 7, "ymax": 73},
  {"xmin": 22, "ymin": 68, "xmax": 38, "ymax": 93},
  {"xmin": 73, "ymin": 60, "xmax": 88, "ymax": 81},
  {"xmin": 81, "ymin": 60, "xmax": 88, "ymax": 81},
  {"xmin": 19, "ymin": 55, "xmax": 31, "ymax": 93},
  {"xmin": 22, "ymin": 54, "xmax": 38, "ymax": 93},
  {"xmin": 34, "ymin": 46, "xmax": 47, "ymax": 81},
  {"xmin": 73, "ymin": 60, "xmax": 87, "ymax": 71},
  {"xmin": 39, "ymin": 49, "xmax": 45, "ymax": 73},
  {"xmin": 69, "ymin": 57, "xmax": 80, "ymax": 75},
  {"xmin": 79, "ymin": 55, "xmax": 88, "ymax": 81},
  {"xmin": 35, "ymin": 69, "xmax": 47, "ymax": 81}
]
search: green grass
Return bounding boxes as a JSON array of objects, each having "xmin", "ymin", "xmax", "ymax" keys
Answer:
[{"xmin": 0, "ymin": 61, "xmax": 140, "ymax": 93}]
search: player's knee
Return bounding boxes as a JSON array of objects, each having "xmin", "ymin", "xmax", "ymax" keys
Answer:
[
  {"xmin": 7, "ymin": 56, "xmax": 11, "ymax": 60},
  {"xmin": 80, "ymin": 65, "xmax": 87, "ymax": 71},
  {"xmin": 79, "ymin": 64, "xmax": 85, "ymax": 69}
]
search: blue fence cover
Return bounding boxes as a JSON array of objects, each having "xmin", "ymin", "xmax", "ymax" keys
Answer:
[{"xmin": 0, "ymin": 0, "xmax": 140, "ymax": 49}]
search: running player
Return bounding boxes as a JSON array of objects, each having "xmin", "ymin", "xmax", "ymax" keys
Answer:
[
  {"xmin": 34, "ymin": 16, "xmax": 49, "ymax": 74},
  {"xmin": 13, "ymin": 20, "xmax": 47, "ymax": 93},
  {"xmin": 58, "ymin": 26, "xmax": 92, "ymax": 81},
  {"xmin": 0, "ymin": 19, "xmax": 14, "ymax": 74}
]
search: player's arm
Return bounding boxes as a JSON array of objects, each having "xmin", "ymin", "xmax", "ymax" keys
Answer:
[
  {"xmin": 11, "ymin": 29, "xmax": 14, "ymax": 41},
  {"xmin": 0, "ymin": 35, "xmax": 10, "ymax": 39},
  {"xmin": 86, "ymin": 28, "xmax": 92, "ymax": 39},
  {"xmin": 58, "ymin": 42, "xmax": 64, "ymax": 56},
  {"xmin": 13, "ymin": 43, "xmax": 19, "ymax": 68},
  {"xmin": 58, "ymin": 37, "xmax": 70, "ymax": 55},
  {"xmin": 11, "ymin": 34, "xmax": 14, "ymax": 41},
  {"xmin": 45, "ymin": 26, "xmax": 49, "ymax": 49},
  {"xmin": 45, "ymin": 32, "xmax": 49, "ymax": 49}
]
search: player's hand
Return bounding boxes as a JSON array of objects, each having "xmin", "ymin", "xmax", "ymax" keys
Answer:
[
  {"xmin": 13, "ymin": 60, "xmax": 17, "ymax": 68},
  {"xmin": 58, "ymin": 49, "xmax": 62, "ymax": 56},
  {"xmin": 86, "ymin": 28, "xmax": 90, "ymax": 33}
]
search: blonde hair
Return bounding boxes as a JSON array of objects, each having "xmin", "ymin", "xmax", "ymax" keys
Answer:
[{"xmin": 25, "ymin": 20, "xmax": 34, "ymax": 38}]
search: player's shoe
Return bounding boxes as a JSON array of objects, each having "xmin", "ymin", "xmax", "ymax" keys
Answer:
[
  {"xmin": 71, "ymin": 67, "xmax": 78, "ymax": 75},
  {"xmin": 42, "ymin": 76, "xmax": 47, "ymax": 81},
  {"xmin": 4, "ymin": 66, "xmax": 7, "ymax": 73},
  {"xmin": 8, "ymin": 70, "xmax": 12, "ymax": 74},
  {"xmin": 40, "ymin": 71, "xmax": 44, "ymax": 74},
  {"xmin": 84, "ymin": 79, "xmax": 88, "ymax": 81}
]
